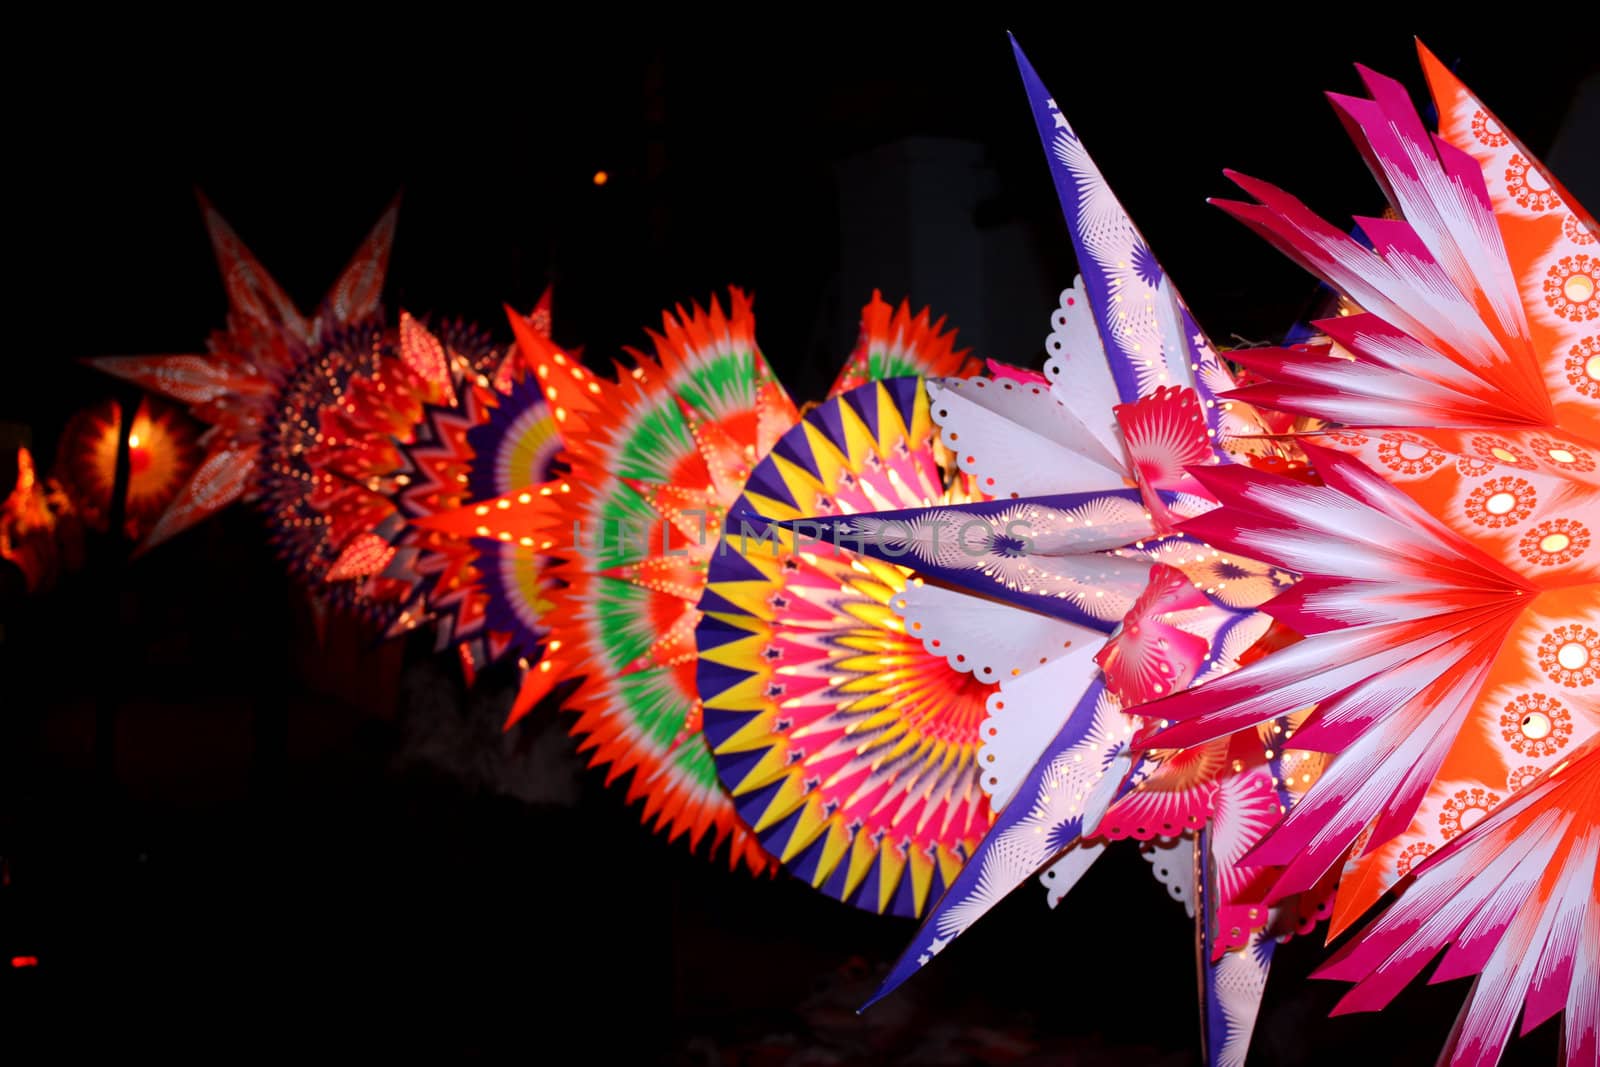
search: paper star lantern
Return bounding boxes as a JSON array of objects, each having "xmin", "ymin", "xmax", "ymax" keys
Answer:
[
  {"xmin": 1137, "ymin": 44, "xmax": 1598, "ymax": 1064},
  {"xmin": 420, "ymin": 288, "xmax": 982, "ymax": 872},
  {"xmin": 384, "ymin": 297, "xmax": 562, "ymax": 681},
  {"xmin": 818, "ymin": 39, "xmax": 1327, "ymax": 1067},
  {"xmin": 1316, "ymin": 736, "xmax": 1599, "ymax": 1065},
  {"xmin": 92, "ymin": 197, "xmax": 396, "ymax": 553},
  {"xmin": 419, "ymin": 289, "xmax": 793, "ymax": 871},
  {"xmin": 254, "ymin": 309, "xmax": 508, "ymax": 624}
]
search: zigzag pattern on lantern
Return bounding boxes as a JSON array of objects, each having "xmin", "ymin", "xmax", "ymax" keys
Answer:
[
  {"xmin": 379, "ymin": 319, "xmax": 527, "ymax": 678},
  {"xmin": 378, "ymin": 299, "xmax": 562, "ymax": 683}
]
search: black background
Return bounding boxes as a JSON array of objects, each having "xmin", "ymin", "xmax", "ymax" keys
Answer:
[{"xmin": 3, "ymin": 12, "xmax": 1596, "ymax": 1063}]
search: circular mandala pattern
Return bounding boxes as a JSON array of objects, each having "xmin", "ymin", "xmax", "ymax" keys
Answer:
[
  {"xmin": 1469, "ymin": 434, "xmax": 1536, "ymax": 470},
  {"xmin": 1396, "ymin": 841, "xmax": 1437, "ymax": 877},
  {"xmin": 1440, "ymin": 787, "xmax": 1501, "ymax": 840},
  {"xmin": 1471, "ymin": 109, "xmax": 1508, "ymax": 148},
  {"xmin": 1567, "ymin": 214, "xmax": 1597, "ymax": 246},
  {"xmin": 1500, "ymin": 693, "xmax": 1573, "ymax": 758},
  {"xmin": 1464, "ymin": 476, "xmax": 1536, "ymax": 528},
  {"xmin": 1539, "ymin": 625, "xmax": 1600, "ymax": 688},
  {"xmin": 1507, "ymin": 765, "xmax": 1544, "ymax": 793},
  {"xmin": 1518, "ymin": 518, "xmax": 1590, "ymax": 566},
  {"xmin": 1546, "ymin": 255, "xmax": 1599, "ymax": 323},
  {"xmin": 1529, "ymin": 436, "xmax": 1596, "ymax": 472},
  {"xmin": 1376, "ymin": 432, "xmax": 1446, "ymax": 476},
  {"xmin": 1505, "ymin": 155, "xmax": 1561, "ymax": 212},
  {"xmin": 1568, "ymin": 336, "xmax": 1600, "ymax": 399},
  {"xmin": 698, "ymin": 379, "xmax": 993, "ymax": 917}
]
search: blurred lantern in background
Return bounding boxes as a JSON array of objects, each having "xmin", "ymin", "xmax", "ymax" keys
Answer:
[
  {"xmin": 53, "ymin": 396, "xmax": 200, "ymax": 542},
  {"xmin": 1, "ymin": 446, "xmax": 82, "ymax": 593}
]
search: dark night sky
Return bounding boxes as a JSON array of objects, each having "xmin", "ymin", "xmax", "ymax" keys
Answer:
[
  {"xmin": 3, "ymin": 13, "xmax": 1597, "ymax": 1064},
  {"xmin": 11, "ymin": 16, "xmax": 1598, "ymax": 438}
]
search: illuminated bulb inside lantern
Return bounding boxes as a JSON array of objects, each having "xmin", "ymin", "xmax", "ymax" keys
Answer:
[
  {"xmin": 1490, "ymin": 447, "xmax": 1518, "ymax": 463},
  {"xmin": 1522, "ymin": 711, "xmax": 1553, "ymax": 740},
  {"xmin": 1541, "ymin": 533, "xmax": 1572, "ymax": 553},
  {"xmin": 1558, "ymin": 642, "xmax": 1590, "ymax": 670},
  {"xmin": 1564, "ymin": 273, "xmax": 1595, "ymax": 304},
  {"xmin": 1587, "ymin": 355, "xmax": 1600, "ymax": 382},
  {"xmin": 128, "ymin": 433, "xmax": 141, "ymax": 448},
  {"xmin": 1485, "ymin": 491, "xmax": 1517, "ymax": 515},
  {"xmin": 1548, "ymin": 448, "xmax": 1577, "ymax": 463}
]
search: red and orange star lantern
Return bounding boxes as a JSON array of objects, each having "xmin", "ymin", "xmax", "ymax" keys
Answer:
[
  {"xmin": 256, "ymin": 309, "xmax": 511, "ymax": 624},
  {"xmin": 383, "ymin": 295, "xmax": 563, "ymax": 682},
  {"xmin": 91, "ymin": 196, "xmax": 395, "ymax": 554}
]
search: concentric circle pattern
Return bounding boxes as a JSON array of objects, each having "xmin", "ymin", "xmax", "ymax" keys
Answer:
[{"xmin": 697, "ymin": 378, "xmax": 995, "ymax": 916}]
